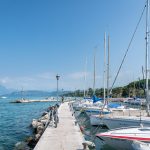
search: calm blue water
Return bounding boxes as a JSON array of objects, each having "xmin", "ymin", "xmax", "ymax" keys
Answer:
[{"xmin": 0, "ymin": 95, "xmax": 57, "ymax": 150}]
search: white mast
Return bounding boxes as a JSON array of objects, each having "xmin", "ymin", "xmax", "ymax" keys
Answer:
[
  {"xmin": 146, "ymin": 0, "xmax": 150, "ymax": 116},
  {"xmin": 93, "ymin": 50, "xmax": 96, "ymax": 95},
  {"xmin": 107, "ymin": 35, "xmax": 110, "ymax": 103},
  {"xmin": 84, "ymin": 57, "xmax": 87, "ymax": 98},
  {"xmin": 104, "ymin": 33, "xmax": 106, "ymax": 104},
  {"xmin": 21, "ymin": 87, "xmax": 24, "ymax": 100}
]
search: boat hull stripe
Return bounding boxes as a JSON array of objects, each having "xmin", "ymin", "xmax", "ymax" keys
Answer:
[{"xmin": 96, "ymin": 134, "xmax": 150, "ymax": 141}]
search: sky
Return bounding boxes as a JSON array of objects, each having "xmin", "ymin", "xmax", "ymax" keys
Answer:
[{"xmin": 0, "ymin": 0, "xmax": 148, "ymax": 91}]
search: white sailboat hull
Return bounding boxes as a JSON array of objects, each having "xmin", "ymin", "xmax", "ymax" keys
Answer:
[
  {"xmin": 90, "ymin": 108, "xmax": 135, "ymax": 126},
  {"xmin": 99, "ymin": 136, "xmax": 133, "ymax": 150},
  {"xmin": 73, "ymin": 106, "xmax": 83, "ymax": 111},
  {"xmin": 103, "ymin": 116, "xmax": 150, "ymax": 129},
  {"xmin": 90, "ymin": 115, "xmax": 105, "ymax": 126},
  {"xmin": 96, "ymin": 126, "xmax": 150, "ymax": 150},
  {"xmin": 85, "ymin": 108, "xmax": 110, "ymax": 117}
]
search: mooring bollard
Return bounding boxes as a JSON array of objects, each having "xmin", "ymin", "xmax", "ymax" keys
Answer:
[
  {"xmin": 75, "ymin": 121, "xmax": 77, "ymax": 126},
  {"xmin": 82, "ymin": 142, "xmax": 89, "ymax": 150}
]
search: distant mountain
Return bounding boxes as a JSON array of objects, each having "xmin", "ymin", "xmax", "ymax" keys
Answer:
[
  {"xmin": 5, "ymin": 90, "xmax": 71, "ymax": 97},
  {"xmin": 0, "ymin": 85, "xmax": 14, "ymax": 96},
  {"xmin": 49, "ymin": 91, "xmax": 71, "ymax": 96},
  {"xmin": 7, "ymin": 90, "xmax": 52, "ymax": 97}
]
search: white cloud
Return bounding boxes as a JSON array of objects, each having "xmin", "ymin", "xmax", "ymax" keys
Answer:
[
  {"xmin": 37, "ymin": 72, "xmax": 56, "ymax": 80},
  {"xmin": 0, "ymin": 77, "xmax": 11, "ymax": 84}
]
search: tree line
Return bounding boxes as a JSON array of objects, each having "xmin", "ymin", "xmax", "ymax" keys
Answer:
[{"xmin": 63, "ymin": 79, "xmax": 150, "ymax": 98}]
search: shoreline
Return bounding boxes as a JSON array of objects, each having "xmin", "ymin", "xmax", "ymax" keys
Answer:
[{"xmin": 14, "ymin": 106, "xmax": 54, "ymax": 150}]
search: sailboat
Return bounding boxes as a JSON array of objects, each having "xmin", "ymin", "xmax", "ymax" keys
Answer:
[
  {"xmin": 90, "ymin": 34, "xmax": 133, "ymax": 126},
  {"xmin": 72, "ymin": 57, "xmax": 98, "ymax": 111},
  {"xmin": 83, "ymin": 46, "xmax": 112, "ymax": 117},
  {"xmin": 91, "ymin": 0, "xmax": 150, "ymax": 128},
  {"xmin": 98, "ymin": 0, "xmax": 150, "ymax": 129},
  {"xmin": 96, "ymin": 126, "xmax": 150, "ymax": 150},
  {"xmin": 96, "ymin": 0, "xmax": 150, "ymax": 149},
  {"xmin": 74, "ymin": 41, "xmax": 122, "ymax": 116}
]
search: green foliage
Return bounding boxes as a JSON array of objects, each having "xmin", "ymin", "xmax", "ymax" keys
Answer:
[{"xmin": 63, "ymin": 79, "xmax": 150, "ymax": 98}]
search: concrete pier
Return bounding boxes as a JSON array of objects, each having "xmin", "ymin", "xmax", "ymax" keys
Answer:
[{"xmin": 34, "ymin": 102, "xmax": 84, "ymax": 150}]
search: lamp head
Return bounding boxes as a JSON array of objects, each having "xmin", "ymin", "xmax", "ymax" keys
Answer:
[{"xmin": 56, "ymin": 74, "xmax": 60, "ymax": 80}]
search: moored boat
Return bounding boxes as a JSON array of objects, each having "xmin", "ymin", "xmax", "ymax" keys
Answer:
[
  {"xmin": 90, "ymin": 108, "xmax": 143, "ymax": 127},
  {"xmin": 96, "ymin": 126, "xmax": 150, "ymax": 150}
]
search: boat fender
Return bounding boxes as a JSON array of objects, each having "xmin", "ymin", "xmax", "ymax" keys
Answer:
[
  {"xmin": 85, "ymin": 141, "xmax": 95, "ymax": 147},
  {"xmin": 80, "ymin": 125, "xmax": 84, "ymax": 133},
  {"xmin": 82, "ymin": 141, "xmax": 95, "ymax": 149},
  {"xmin": 82, "ymin": 142, "xmax": 89, "ymax": 150}
]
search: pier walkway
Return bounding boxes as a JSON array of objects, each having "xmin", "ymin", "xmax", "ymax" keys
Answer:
[{"xmin": 34, "ymin": 102, "xmax": 84, "ymax": 150}]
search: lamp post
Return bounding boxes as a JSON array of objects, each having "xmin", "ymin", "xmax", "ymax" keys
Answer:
[{"xmin": 56, "ymin": 74, "xmax": 60, "ymax": 102}]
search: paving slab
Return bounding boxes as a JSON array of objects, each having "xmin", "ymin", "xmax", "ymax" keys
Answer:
[{"xmin": 34, "ymin": 102, "xmax": 84, "ymax": 150}]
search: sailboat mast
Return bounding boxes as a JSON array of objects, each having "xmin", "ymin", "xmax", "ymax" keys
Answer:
[
  {"xmin": 93, "ymin": 50, "xmax": 96, "ymax": 95},
  {"xmin": 21, "ymin": 87, "xmax": 24, "ymax": 100},
  {"xmin": 84, "ymin": 57, "xmax": 87, "ymax": 98},
  {"xmin": 107, "ymin": 35, "xmax": 110, "ymax": 101},
  {"xmin": 104, "ymin": 33, "xmax": 106, "ymax": 104},
  {"xmin": 146, "ymin": 0, "xmax": 150, "ymax": 116}
]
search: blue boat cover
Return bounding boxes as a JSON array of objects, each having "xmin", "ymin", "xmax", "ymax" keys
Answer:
[
  {"xmin": 84, "ymin": 97, "xmax": 92, "ymax": 99},
  {"xmin": 108, "ymin": 103, "xmax": 121, "ymax": 108},
  {"xmin": 92, "ymin": 95, "xmax": 103, "ymax": 103}
]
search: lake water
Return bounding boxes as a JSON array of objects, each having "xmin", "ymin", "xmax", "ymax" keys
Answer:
[
  {"xmin": 0, "ymin": 95, "xmax": 57, "ymax": 150},
  {"xmin": 0, "ymin": 95, "xmax": 130, "ymax": 150}
]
